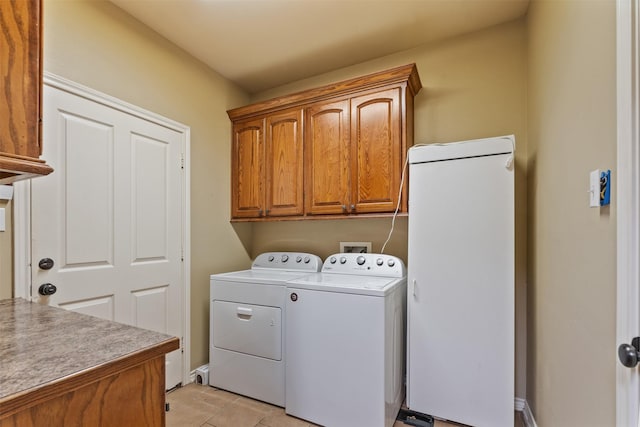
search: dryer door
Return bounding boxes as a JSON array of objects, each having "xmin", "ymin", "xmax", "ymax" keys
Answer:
[{"xmin": 212, "ymin": 300, "xmax": 282, "ymax": 360}]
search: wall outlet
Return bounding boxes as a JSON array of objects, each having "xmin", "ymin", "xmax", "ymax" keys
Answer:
[{"xmin": 340, "ymin": 241, "xmax": 372, "ymax": 253}]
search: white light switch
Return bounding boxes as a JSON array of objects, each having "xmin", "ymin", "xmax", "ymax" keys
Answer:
[
  {"xmin": 590, "ymin": 169, "xmax": 601, "ymax": 208},
  {"xmin": 0, "ymin": 208, "xmax": 5, "ymax": 232}
]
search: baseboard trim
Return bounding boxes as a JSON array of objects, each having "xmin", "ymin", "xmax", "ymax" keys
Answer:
[{"xmin": 520, "ymin": 399, "xmax": 538, "ymax": 427}]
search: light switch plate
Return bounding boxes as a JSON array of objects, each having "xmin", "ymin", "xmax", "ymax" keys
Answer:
[
  {"xmin": 0, "ymin": 208, "xmax": 5, "ymax": 232},
  {"xmin": 0, "ymin": 185, "xmax": 13, "ymax": 201},
  {"xmin": 590, "ymin": 169, "xmax": 600, "ymax": 208}
]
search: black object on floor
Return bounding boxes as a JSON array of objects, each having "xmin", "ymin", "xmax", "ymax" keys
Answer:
[{"xmin": 397, "ymin": 408, "xmax": 434, "ymax": 427}]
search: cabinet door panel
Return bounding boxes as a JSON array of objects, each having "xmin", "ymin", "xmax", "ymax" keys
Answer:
[
  {"xmin": 231, "ymin": 118, "xmax": 264, "ymax": 218},
  {"xmin": 305, "ymin": 100, "xmax": 350, "ymax": 215},
  {"xmin": 0, "ymin": 0, "xmax": 41, "ymax": 158},
  {"xmin": 351, "ymin": 88, "xmax": 401, "ymax": 213},
  {"xmin": 266, "ymin": 109, "xmax": 303, "ymax": 216}
]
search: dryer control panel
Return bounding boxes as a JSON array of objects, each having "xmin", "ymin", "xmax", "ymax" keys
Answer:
[
  {"xmin": 252, "ymin": 252, "xmax": 322, "ymax": 272},
  {"xmin": 322, "ymin": 253, "xmax": 406, "ymax": 277}
]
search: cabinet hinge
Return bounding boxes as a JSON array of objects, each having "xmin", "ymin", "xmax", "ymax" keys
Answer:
[{"xmin": 180, "ymin": 154, "xmax": 185, "ymax": 170}]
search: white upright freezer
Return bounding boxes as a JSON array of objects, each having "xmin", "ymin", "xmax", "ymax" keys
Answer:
[{"xmin": 406, "ymin": 135, "xmax": 515, "ymax": 427}]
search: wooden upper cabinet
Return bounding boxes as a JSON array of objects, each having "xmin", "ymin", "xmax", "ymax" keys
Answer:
[
  {"xmin": 227, "ymin": 63, "xmax": 422, "ymax": 221},
  {"xmin": 265, "ymin": 109, "xmax": 304, "ymax": 217},
  {"xmin": 231, "ymin": 118, "xmax": 264, "ymax": 218},
  {"xmin": 351, "ymin": 88, "xmax": 401, "ymax": 214},
  {"xmin": 0, "ymin": 0, "xmax": 53, "ymax": 183},
  {"xmin": 305, "ymin": 99, "xmax": 351, "ymax": 215}
]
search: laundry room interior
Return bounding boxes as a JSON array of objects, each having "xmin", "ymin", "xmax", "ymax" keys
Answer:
[{"xmin": 0, "ymin": 1, "xmax": 624, "ymax": 427}]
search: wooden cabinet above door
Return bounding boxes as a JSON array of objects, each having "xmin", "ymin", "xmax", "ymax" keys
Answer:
[{"xmin": 228, "ymin": 63, "xmax": 422, "ymax": 222}]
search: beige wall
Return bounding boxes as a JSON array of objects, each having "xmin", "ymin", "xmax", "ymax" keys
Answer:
[
  {"xmin": 527, "ymin": 0, "xmax": 617, "ymax": 425},
  {"xmin": 42, "ymin": 0, "xmax": 253, "ymax": 370},
  {"xmin": 252, "ymin": 19, "xmax": 529, "ymax": 398}
]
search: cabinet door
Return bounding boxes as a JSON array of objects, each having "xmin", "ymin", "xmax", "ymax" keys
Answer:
[
  {"xmin": 231, "ymin": 118, "xmax": 265, "ymax": 218},
  {"xmin": 350, "ymin": 88, "xmax": 402, "ymax": 213},
  {"xmin": 304, "ymin": 100, "xmax": 350, "ymax": 215},
  {"xmin": 0, "ymin": 0, "xmax": 52, "ymax": 182},
  {"xmin": 265, "ymin": 109, "xmax": 303, "ymax": 216}
]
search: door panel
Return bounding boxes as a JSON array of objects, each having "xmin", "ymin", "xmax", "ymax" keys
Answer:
[
  {"xmin": 231, "ymin": 118, "xmax": 264, "ymax": 218},
  {"xmin": 60, "ymin": 112, "xmax": 115, "ymax": 269},
  {"xmin": 351, "ymin": 88, "xmax": 401, "ymax": 213},
  {"xmin": 265, "ymin": 109, "xmax": 303, "ymax": 216},
  {"xmin": 304, "ymin": 99, "xmax": 350, "ymax": 215},
  {"xmin": 32, "ymin": 84, "xmax": 184, "ymax": 390}
]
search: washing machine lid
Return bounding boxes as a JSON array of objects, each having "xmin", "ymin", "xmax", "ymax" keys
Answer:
[
  {"xmin": 287, "ymin": 273, "xmax": 405, "ymax": 296},
  {"xmin": 211, "ymin": 269, "xmax": 317, "ymax": 285}
]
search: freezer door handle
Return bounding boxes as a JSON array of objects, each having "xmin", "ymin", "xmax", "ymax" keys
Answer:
[{"xmin": 412, "ymin": 279, "xmax": 418, "ymax": 298}]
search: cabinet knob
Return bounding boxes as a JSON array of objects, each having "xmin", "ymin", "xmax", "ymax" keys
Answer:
[
  {"xmin": 341, "ymin": 205, "xmax": 346, "ymax": 212},
  {"xmin": 258, "ymin": 209, "xmax": 263, "ymax": 217},
  {"xmin": 350, "ymin": 204, "xmax": 355, "ymax": 212}
]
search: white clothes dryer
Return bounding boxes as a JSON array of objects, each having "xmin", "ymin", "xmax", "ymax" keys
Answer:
[
  {"xmin": 285, "ymin": 253, "xmax": 407, "ymax": 427},
  {"xmin": 209, "ymin": 252, "xmax": 322, "ymax": 406}
]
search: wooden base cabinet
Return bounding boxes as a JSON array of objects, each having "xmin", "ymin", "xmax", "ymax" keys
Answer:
[
  {"xmin": 0, "ymin": 357, "xmax": 167, "ymax": 427},
  {"xmin": 0, "ymin": 0, "xmax": 53, "ymax": 183},
  {"xmin": 228, "ymin": 64, "xmax": 422, "ymax": 221}
]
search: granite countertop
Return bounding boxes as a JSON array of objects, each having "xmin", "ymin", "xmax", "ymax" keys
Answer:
[{"xmin": 0, "ymin": 298, "xmax": 178, "ymax": 403}]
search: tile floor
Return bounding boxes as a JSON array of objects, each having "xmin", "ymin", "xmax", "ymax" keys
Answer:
[{"xmin": 166, "ymin": 384, "xmax": 525, "ymax": 427}]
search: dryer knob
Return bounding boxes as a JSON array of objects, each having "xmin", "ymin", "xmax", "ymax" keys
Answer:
[
  {"xmin": 330, "ymin": 256, "xmax": 337, "ymax": 264},
  {"xmin": 281, "ymin": 255, "xmax": 289, "ymax": 262},
  {"xmin": 356, "ymin": 255, "xmax": 366, "ymax": 265},
  {"xmin": 296, "ymin": 256, "xmax": 302, "ymax": 263},
  {"xmin": 340, "ymin": 256, "xmax": 347, "ymax": 264},
  {"xmin": 376, "ymin": 258, "xmax": 384, "ymax": 266},
  {"xmin": 387, "ymin": 259, "xmax": 396, "ymax": 267},
  {"xmin": 304, "ymin": 256, "xmax": 310, "ymax": 263},
  {"xmin": 268, "ymin": 255, "xmax": 274, "ymax": 262}
]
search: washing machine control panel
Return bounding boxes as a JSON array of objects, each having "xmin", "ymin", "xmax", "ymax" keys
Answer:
[
  {"xmin": 252, "ymin": 252, "xmax": 322, "ymax": 272},
  {"xmin": 323, "ymin": 253, "xmax": 405, "ymax": 277}
]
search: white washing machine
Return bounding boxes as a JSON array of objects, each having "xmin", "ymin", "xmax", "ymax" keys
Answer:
[
  {"xmin": 209, "ymin": 252, "xmax": 322, "ymax": 406},
  {"xmin": 285, "ymin": 253, "xmax": 407, "ymax": 427}
]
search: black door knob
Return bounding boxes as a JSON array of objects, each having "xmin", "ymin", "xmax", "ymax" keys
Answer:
[
  {"xmin": 38, "ymin": 283, "xmax": 57, "ymax": 296},
  {"xmin": 618, "ymin": 337, "xmax": 640, "ymax": 368},
  {"xmin": 38, "ymin": 258, "xmax": 54, "ymax": 270}
]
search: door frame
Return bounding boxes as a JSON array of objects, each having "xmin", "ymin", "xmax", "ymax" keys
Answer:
[
  {"xmin": 617, "ymin": 0, "xmax": 640, "ymax": 425},
  {"xmin": 13, "ymin": 72, "xmax": 192, "ymax": 387}
]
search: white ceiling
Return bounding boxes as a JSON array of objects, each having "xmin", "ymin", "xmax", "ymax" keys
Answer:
[{"xmin": 109, "ymin": 0, "xmax": 530, "ymax": 94}]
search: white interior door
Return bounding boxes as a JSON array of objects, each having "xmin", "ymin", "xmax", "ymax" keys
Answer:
[
  {"xmin": 617, "ymin": 1, "xmax": 640, "ymax": 426},
  {"xmin": 30, "ymin": 81, "xmax": 185, "ymax": 390}
]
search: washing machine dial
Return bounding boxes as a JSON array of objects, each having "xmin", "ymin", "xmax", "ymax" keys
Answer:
[
  {"xmin": 268, "ymin": 255, "xmax": 275, "ymax": 262},
  {"xmin": 340, "ymin": 256, "xmax": 347, "ymax": 264},
  {"xmin": 296, "ymin": 256, "xmax": 302, "ymax": 263},
  {"xmin": 281, "ymin": 254, "xmax": 289, "ymax": 263},
  {"xmin": 387, "ymin": 259, "xmax": 395, "ymax": 267},
  {"xmin": 376, "ymin": 258, "xmax": 384, "ymax": 266},
  {"xmin": 304, "ymin": 256, "xmax": 310, "ymax": 263},
  {"xmin": 330, "ymin": 256, "xmax": 337, "ymax": 264},
  {"xmin": 356, "ymin": 255, "xmax": 366, "ymax": 265}
]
